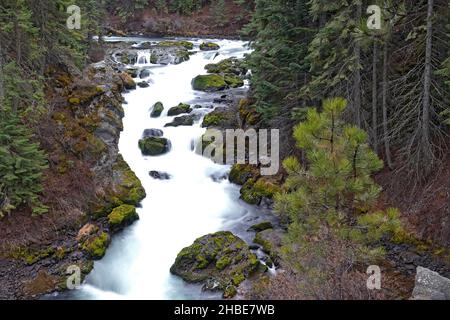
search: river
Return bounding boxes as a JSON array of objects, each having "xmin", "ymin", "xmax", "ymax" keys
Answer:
[{"xmin": 52, "ymin": 38, "xmax": 275, "ymax": 300}]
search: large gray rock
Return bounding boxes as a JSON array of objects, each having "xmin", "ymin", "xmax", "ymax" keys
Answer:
[{"xmin": 411, "ymin": 266, "xmax": 450, "ymax": 300}]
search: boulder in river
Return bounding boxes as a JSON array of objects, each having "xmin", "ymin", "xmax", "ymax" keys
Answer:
[
  {"xmin": 200, "ymin": 42, "xmax": 220, "ymax": 51},
  {"xmin": 137, "ymin": 81, "xmax": 150, "ymax": 88},
  {"xmin": 139, "ymin": 68, "xmax": 151, "ymax": 79},
  {"xmin": 149, "ymin": 171, "xmax": 171, "ymax": 180},
  {"xmin": 108, "ymin": 204, "xmax": 139, "ymax": 231},
  {"xmin": 150, "ymin": 102, "xmax": 164, "ymax": 118},
  {"xmin": 192, "ymin": 74, "xmax": 228, "ymax": 92},
  {"xmin": 143, "ymin": 129, "xmax": 164, "ymax": 138},
  {"xmin": 205, "ymin": 57, "xmax": 247, "ymax": 76},
  {"xmin": 138, "ymin": 137, "xmax": 171, "ymax": 156},
  {"xmin": 167, "ymin": 103, "xmax": 192, "ymax": 116},
  {"xmin": 170, "ymin": 231, "xmax": 260, "ymax": 298},
  {"xmin": 164, "ymin": 115, "xmax": 195, "ymax": 127}
]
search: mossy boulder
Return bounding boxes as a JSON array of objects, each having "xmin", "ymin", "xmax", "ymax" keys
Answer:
[
  {"xmin": 205, "ymin": 58, "xmax": 247, "ymax": 76},
  {"xmin": 151, "ymin": 102, "xmax": 164, "ymax": 118},
  {"xmin": 240, "ymin": 178, "xmax": 281, "ymax": 206},
  {"xmin": 192, "ymin": 74, "xmax": 228, "ymax": 92},
  {"xmin": 200, "ymin": 42, "xmax": 220, "ymax": 51},
  {"xmin": 170, "ymin": 231, "xmax": 260, "ymax": 298},
  {"xmin": 167, "ymin": 103, "xmax": 192, "ymax": 116},
  {"xmin": 108, "ymin": 204, "xmax": 139, "ymax": 230},
  {"xmin": 248, "ymin": 221, "xmax": 273, "ymax": 232},
  {"xmin": 138, "ymin": 137, "xmax": 171, "ymax": 156},
  {"xmin": 91, "ymin": 156, "xmax": 146, "ymax": 218},
  {"xmin": 202, "ymin": 113, "xmax": 225, "ymax": 128},
  {"xmin": 81, "ymin": 232, "xmax": 110, "ymax": 259},
  {"xmin": 224, "ymin": 74, "xmax": 244, "ymax": 88},
  {"xmin": 253, "ymin": 229, "xmax": 283, "ymax": 262},
  {"xmin": 229, "ymin": 164, "xmax": 259, "ymax": 185},
  {"xmin": 158, "ymin": 40, "xmax": 194, "ymax": 50},
  {"xmin": 165, "ymin": 115, "xmax": 195, "ymax": 127}
]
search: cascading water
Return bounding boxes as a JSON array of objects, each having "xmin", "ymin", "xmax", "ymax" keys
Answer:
[{"xmin": 62, "ymin": 39, "xmax": 275, "ymax": 300}]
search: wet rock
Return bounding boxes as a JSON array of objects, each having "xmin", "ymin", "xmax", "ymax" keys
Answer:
[
  {"xmin": 205, "ymin": 58, "xmax": 247, "ymax": 76},
  {"xmin": 164, "ymin": 115, "xmax": 195, "ymax": 127},
  {"xmin": 200, "ymin": 42, "xmax": 220, "ymax": 51},
  {"xmin": 167, "ymin": 103, "xmax": 192, "ymax": 116},
  {"xmin": 149, "ymin": 171, "xmax": 171, "ymax": 180},
  {"xmin": 138, "ymin": 137, "xmax": 171, "ymax": 156},
  {"xmin": 137, "ymin": 81, "xmax": 150, "ymax": 88},
  {"xmin": 139, "ymin": 68, "xmax": 151, "ymax": 79},
  {"xmin": 150, "ymin": 102, "xmax": 164, "ymax": 118},
  {"xmin": 253, "ymin": 229, "xmax": 284, "ymax": 263},
  {"xmin": 192, "ymin": 74, "xmax": 227, "ymax": 92},
  {"xmin": 170, "ymin": 231, "xmax": 260, "ymax": 299},
  {"xmin": 411, "ymin": 266, "xmax": 450, "ymax": 300},
  {"xmin": 142, "ymin": 129, "xmax": 164, "ymax": 138},
  {"xmin": 108, "ymin": 204, "xmax": 139, "ymax": 231},
  {"xmin": 248, "ymin": 222, "xmax": 273, "ymax": 233}
]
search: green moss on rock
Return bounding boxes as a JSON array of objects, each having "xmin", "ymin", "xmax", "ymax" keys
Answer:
[
  {"xmin": 170, "ymin": 231, "xmax": 259, "ymax": 298},
  {"xmin": 81, "ymin": 232, "xmax": 109, "ymax": 259},
  {"xmin": 192, "ymin": 74, "xmax": 228, "ymax": 92},
  {"xmin": 108, "ymin": 204, "xmax": 139, "ymax": 230},
  {"xmin": 167, "ymin": 103, "xmax": 192, "ymax": 116},
  {"xmin": 151, "ymin": 102, "xmax": 164, "ymax": 118},
  {"xmin": 229, "ymin": 164, "xmax": 259, "ymax": 186},
  {"xmin": 224, "ymin": 74, "xmax": 244, "ymax": 88},
  {"xmin": 138, "ymin": 137, "xmax": 171, "ymax": 156},
  {"xmin": 200, "ymin": 42, "xmax": 220, "ymax": 51},
  {"xmin": 159, "ymin": 40, "xmax": 194, "ymax": 50}
]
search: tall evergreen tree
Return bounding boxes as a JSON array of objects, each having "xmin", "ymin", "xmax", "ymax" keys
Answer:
[{"xmin": 0, "ymin": 111, "xmax": 48, "ymax": 218}]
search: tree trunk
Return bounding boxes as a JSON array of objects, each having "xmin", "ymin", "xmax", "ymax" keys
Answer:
[
  {"xmin": 372, "ymin": 40, "xmax": 379, "ymax": 152},
  {"xmin": 382, "ymin": 42, "xmax": 393, "ymax": 169},
  {"xmin": 422, "ymin": 0, "xmax": 434, "ymax": 147},
  {"xmin": 354, "ymin": 4, "xmax": 362, "ymax": 127},
  {"xmin": 12, "ymin": 15, "xmax": 21, "ymax": 113}
]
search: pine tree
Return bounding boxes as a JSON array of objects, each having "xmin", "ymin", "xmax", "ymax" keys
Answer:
[
  {"xmin": 275, "ymin": 98, "xmax": 402, "ymax": 298},
  {"xmin": 0, "ymin": 111, "xmax": 48, "ymax": 218}
]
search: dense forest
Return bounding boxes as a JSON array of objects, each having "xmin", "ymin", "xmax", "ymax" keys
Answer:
[{"xmin": 0, "ymin": 0, "xmax": 448, "ymax": 300}]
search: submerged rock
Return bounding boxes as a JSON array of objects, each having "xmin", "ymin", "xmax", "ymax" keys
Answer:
[
  {"xmin": 164, "ymin": 115, "xmax": 195, "ymax": 127},
  {"xmin": 150, "ymin": 102, "xmax": 164, "ymax": 118},
  {"xmin": 149, "ymin": 171, "xmax": 171, "ymax": 180},
  {"xmin": 170, "ymin": 231, "xmax": 260, "ymax": 298},
  {"xmin": 167, "ymin": 103, "xmax": 192, "ymax": 116},
  {"xmin": 137, "ymin": 81, "xmax": 150, "ymax": 88},
  {"xmin": 138, "ymin": 137, "xmax": 171, "ymax": 156}
]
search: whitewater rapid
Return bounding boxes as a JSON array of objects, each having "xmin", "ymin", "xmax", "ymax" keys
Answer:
[{"xmin": 64, "ymin": 38, "xmax": 271, "ymax": 300}]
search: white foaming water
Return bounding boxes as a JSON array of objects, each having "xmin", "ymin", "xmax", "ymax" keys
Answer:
[{"xmin": 70, "ymin": 39, "xmax": 261, "ymax": 300}]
